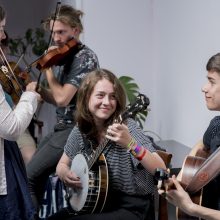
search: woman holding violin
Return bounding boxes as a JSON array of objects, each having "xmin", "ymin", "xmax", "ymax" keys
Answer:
[
  {"xmin": 1, "ymin": 31, "xmax": 39, "ymax": 166},
  {"xmin": 26, "ymin": 4, "xmax": 99, "ymax": 215},
  {"xmin": 0, "ymin": 5, "xmax": 41, "ymax": 220}
]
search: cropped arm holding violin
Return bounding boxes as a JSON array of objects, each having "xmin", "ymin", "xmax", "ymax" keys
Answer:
[
  {"xmin": 42, "ymin": 67, "xmax": 77, "ymax": 106},
  {"xmin": 0, "ymin": 84, "xmax": 38, "ymax": 140},
  {"xmin": 28, "ymin": 39, "xmax": 81, "ymax": 107}
]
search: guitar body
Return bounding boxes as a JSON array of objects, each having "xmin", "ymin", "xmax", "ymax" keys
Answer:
[
  {"xmin": 177, "ymin": 153, "xmax": 207, "ymax": 220},
  {"xmin": 68, "ymin": 153, "xmax": 109, "ymax": 214},
  {"xmin": 155, "ymin": 147, "xmax": 215, "ymax": 220}
]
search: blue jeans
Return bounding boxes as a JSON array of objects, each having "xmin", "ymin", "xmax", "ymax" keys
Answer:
[
  {"xmin": 0, "ymin": 140, "xmax": 35, "ymax": 220},
  {"xmin": 26, "ymin": 125, "xmax": 73, "ymax": 212}
]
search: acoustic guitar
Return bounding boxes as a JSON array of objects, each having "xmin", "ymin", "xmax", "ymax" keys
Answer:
[
  {"xmin": 66, "ymin": 93, "xmax": 150, "ymax": 214},
  {"xmin": 177, "ymin": 153, "xmax": 207, "ymax": 220},
  {"xmin": 155, "ymin": 148, "xmax": 210, "ymax": 220}
]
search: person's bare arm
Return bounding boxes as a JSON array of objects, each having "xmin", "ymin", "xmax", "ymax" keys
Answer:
[
  {"xmin": 44, "ymin": 68, "xmax": 77, "ymax": 107},
  {"xmin": 165, "ymin": 176, "xmax": 220, "ymax": 220},
  {"xmin": 56, "ymin": 153, "xmax": 81, "ymax": 188}
]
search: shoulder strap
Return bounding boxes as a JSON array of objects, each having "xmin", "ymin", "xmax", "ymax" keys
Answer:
[{"xmin": 186, "ymin": 146, "xmax": 220, "ymax": 194}]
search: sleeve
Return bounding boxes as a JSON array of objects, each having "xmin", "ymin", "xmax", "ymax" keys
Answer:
[
  {"xmin": 64, "ymin": 126, "xmax": 83, "ymax": 160},
  {"xmin": 65, "ymin": 47, "xmax": 99, "ymax": 87},
  {"xmin": 0, "ymin": 85, "xmax": 38, "ymax": 140},
  {"xmin": 203, "ymin": 116, "xmax": 220, "ymax": 151}
]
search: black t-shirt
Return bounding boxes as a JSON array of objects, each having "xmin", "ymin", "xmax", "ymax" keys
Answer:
[{"xmin": 203, "ymin": 116, "xmax": 220, "ymax": 210}]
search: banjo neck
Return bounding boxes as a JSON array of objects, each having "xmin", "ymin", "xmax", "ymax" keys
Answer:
[{"xmin": 86, "ymin": 138, "xmax": 110, "ymax": 170}]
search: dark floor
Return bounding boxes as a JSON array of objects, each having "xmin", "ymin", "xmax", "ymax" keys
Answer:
[{"xmin": 155, "ymin": 203, "xmax": 177, "ymax": 220}]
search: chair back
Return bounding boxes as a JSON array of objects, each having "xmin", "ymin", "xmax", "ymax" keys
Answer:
[{"xmin": 156, "ymin": 150, "xmax": 172, "ymax": 220}]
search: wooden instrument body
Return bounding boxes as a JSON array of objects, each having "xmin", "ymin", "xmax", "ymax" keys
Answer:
[{"xmin": 177, "ymin": 148, "xmax": 210, "ymax": 220}]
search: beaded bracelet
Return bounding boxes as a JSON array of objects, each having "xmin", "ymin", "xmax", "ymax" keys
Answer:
[
  {"xmin": 126, "ymin": 138, "xmax": 136, "ymax": 152},
  {"xmin": 134, "ymin": 145, "xmax": 142, "ymax": 154},
  {"xmin": 130, "ymin": 145, "xmax": 142, "ymax": 157},
  {"xmin": 136, "ymin": 148, "xmax": 147, "ymax": 161}
]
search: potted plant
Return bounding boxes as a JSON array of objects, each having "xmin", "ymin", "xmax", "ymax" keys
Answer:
[{"xmin": 119, "ymin": 75, "xmax": 148, "ymax": 128}]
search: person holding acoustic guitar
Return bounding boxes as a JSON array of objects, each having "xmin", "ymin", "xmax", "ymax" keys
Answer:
[
  {"xmin": 47, "ymin": 69, "xmax": 166, "ymax": 220},
  {"xmin": 26, "ymin": 4, "xmax": 99, "ymax": 215},
  {"xmin": 158, "ymin": 53, "xmax": 220, "ymax": 220}
]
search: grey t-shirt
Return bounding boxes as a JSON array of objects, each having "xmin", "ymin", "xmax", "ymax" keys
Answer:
[{"xmin": 56, "ymin": 44, "xmax": 99, "ymax": 123}]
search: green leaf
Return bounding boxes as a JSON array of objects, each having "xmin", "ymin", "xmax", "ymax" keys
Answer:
[
  {"xmin": 8, "ymin": 27, "xmax": 47, "ymax": 57},
  {"xmin": 119, "ymin": 75, "xmax": 149, "ymax": 128}
]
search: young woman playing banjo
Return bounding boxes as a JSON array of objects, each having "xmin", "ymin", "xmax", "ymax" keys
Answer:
[{"xmin": 48, "ymin": 68, "xmax": 166, "ymax": 220}]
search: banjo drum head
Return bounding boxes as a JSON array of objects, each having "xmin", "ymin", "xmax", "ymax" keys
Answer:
[{"xmin": 69, "ymin": 154, "xmax": 89, "ymax": 211}]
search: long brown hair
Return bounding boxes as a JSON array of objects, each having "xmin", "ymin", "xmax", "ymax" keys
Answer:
[{"xmin": 75, "ymin": 69, "xmax": 126, "ymax": 140}]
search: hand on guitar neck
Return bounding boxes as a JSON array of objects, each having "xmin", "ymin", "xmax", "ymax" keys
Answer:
[
  {"xmin": 156, "ymin": 172, "xmax": 196, "ymax": 217},
  {"xmin": 156, "ymin": 170, "xmax": 220, "ymax": 220}
]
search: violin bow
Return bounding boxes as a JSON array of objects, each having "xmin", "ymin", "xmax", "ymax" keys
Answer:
[
  {"xmin": 46, "ymin": 0, "xmax": 61, "ymax": 50},
  {"xmin": 36, "ymin": 0, "xmax": 62, "ymax": 91}
]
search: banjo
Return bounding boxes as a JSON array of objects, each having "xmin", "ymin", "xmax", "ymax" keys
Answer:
[{"xmin": 66, "ymin": 93, "xmax": 150, "ymax": 214}]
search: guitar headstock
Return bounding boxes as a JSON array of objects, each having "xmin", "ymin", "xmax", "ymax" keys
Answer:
[{"xmin": 119, "ymin": 93, "xmax": 150, "ymax": 122}]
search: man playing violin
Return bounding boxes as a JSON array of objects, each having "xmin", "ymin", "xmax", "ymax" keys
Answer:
[
  {"xmin": 159, "ymin": 53, "xmax": 220, "ymax": 220},
  {"xmin": 26, "ymin": 4, "xmax": 99, "ymax": 214}
]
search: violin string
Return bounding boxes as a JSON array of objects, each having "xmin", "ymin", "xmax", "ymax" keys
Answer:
[
  {"xmin": 13, "ymin": 53, "xmax": 24, "ymax": 72},
  {"xmin": 0, "ymin": 46, "xmax": 23, "ymax": 93},
  {"xmin": 0, "ymin": 58, "xmax": 20, "ymax": 97}
]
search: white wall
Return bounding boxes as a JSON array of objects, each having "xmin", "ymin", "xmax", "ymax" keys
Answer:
[
  {"xmin": 3, "ymin": 0, "xmax": 220, "ymax": 148},
  {"xmin": 81, "ymin": 0, "xmax": 157, "ymax": 133},
  {"xmin": 152, "ymin": 0, "xmax": 219, "ymax": 146},
  {"xmin": 81, "ymin": 0, "xmax": 220, "ymax": 147}
]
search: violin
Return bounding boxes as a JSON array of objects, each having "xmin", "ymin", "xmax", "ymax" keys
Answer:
[
  {"xmin": 31, "ymin": 38, "xmax": 81, "ymax": 71},
  {"xmin": 0, "ymin": 49, "xmax": 31, "ymax": 104},
  {"xmin": 0, "ymin": 63, "xmax": 23, "ymax": 104}
]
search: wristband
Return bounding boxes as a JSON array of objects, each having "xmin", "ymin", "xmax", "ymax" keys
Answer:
[
  {"xmin": 136, "ymin": 148, "xmax": 147, "ymax": 161},
  {"xmin": 130, "ymin": 145, "xmax": 142, "ymax": 157},
  {"xmin": 134, "ymin": 145, "xmax": 142, "ymax": 154},
  {"xmin": 126, "ymin": 138, "xmax": 135, "ymax": 152}
]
